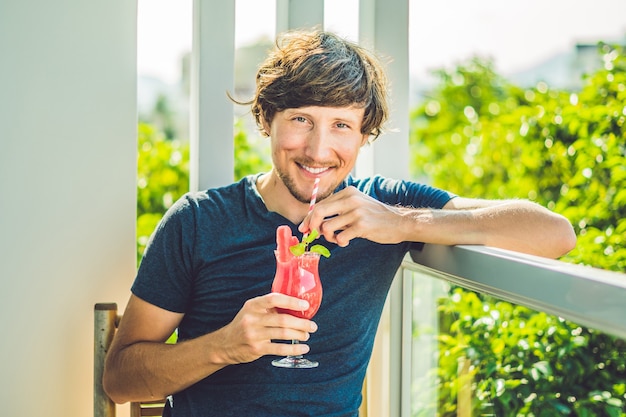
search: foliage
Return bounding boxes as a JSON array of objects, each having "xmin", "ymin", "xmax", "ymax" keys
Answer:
[
  {"xmin": 411, "ymin": 45, "xmax": 626, "ymax": 272},
  {"xmin": 410, "ymin": 45, "xmax": 626, "ymax": 416},
  {"xmin": 136, "ymin": 118, "xmax": 271, "ymax": 262},
  {"xmin": 234, "ymin": 118, "xmax": 272, "ymax": 181},
  {"xmin": 434, "ymin": 289, "xmax": 626, "ymax": 417},
  {"xmin": 136, "ymin": 123, "xmax": 190, "ymax": 262}
]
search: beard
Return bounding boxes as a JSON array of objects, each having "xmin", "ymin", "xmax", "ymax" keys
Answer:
[{"xmin": 275, "ymin": 166, "xmax": 337, "ymax": 204}]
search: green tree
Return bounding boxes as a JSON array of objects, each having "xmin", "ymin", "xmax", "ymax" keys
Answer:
[
  {"xmin": 433, "ymin": 289, "xmax": 626, "ymax": 417},
  {"xmin": 234, "ymin": 118, "xmax": 272, "ymax": 180},
  {"xmin": 411, "ymin": 45, "xmax": 626, "ymax": 272},
  {"xmin": 410, "ymin": 44, "xmax": 626, "ymax": 416},
  {"xmin": 136, "ymin": 123, "xmax": 190, "ymax": 261},
  {"xmin": 136, "ymin": 118, "xmax": 271, "ymax": 262}
]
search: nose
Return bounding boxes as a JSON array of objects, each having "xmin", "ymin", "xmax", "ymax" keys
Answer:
[{"xmin": 304, "ymin": 126, "xmax": 332, "ymax": 161}]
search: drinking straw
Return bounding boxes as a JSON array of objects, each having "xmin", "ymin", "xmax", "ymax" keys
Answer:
[
  {"xmin": 302, "ymin": 177, "xmax": 320, "ymax": 240},
  {"xmin": 309, "ymin": 177, "xmax": 320, "ymax": 210}
]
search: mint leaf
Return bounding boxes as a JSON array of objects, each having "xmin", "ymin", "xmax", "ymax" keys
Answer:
[
  {"xmin": 288, "ymin": 229, "xmax": 331, "ymax": 258},
  {"xmin": 289, "ymin": 242, "xmax": 306, "ymax": 257},
  {"xmin": 301, "ymin": 229, "xmax": 319, "ymax": 245},
  {"xmin": 310, "ymin": 244, "xmax": 331, "ymax": 258}
]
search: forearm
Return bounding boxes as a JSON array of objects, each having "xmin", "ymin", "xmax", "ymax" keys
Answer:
[
  {"xmin": 103, "ymin": 333, "xmax": 227, "ymax": 404},
  {"xmin": 103, "ymin": 292, "xmax": 316, "ymax": 403},
  {"xmin": 401, "ymin": 200, "xmax": 576, "ymax": 258}
]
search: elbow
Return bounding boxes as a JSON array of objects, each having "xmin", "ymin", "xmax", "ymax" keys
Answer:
[
  {"xmin": 528, "ymin": 214, "xmax": 576, "ymax": 259},
  {"xmin": 102, "ymin": 360, "xmax": 131, "ymax": 404},
  {"xmin": 564, "ymin": 223, "xmax": 577, "ymax": 254},
  {"xmin": 103, "ymin": 378, "xmax": 132, "ymax": 405},
  {"xmin": 552, "ymin": 216, "xmax": 577, "ymax": 259},
  {"xmin": 102, "ymin": 375, "xmax": 125, "ymax": 405}
]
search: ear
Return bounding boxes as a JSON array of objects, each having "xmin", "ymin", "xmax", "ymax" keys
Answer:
[{"xmin": 360, "ymin": 134, "xmax": 370, "ymax": 147}]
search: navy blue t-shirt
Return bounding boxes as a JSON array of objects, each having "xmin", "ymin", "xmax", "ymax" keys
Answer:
[{"xmin": 132, "ymin": 174, "xmax": 454, "ymax": 417}]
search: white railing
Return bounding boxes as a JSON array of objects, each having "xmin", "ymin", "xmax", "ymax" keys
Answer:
[
  {"xmin": 408, "ymin": 245, "xmax": 626, "ymax": 339},
  {"xmin": 389, "ymin": 245, "xmax": 626, "ymax": 417}
]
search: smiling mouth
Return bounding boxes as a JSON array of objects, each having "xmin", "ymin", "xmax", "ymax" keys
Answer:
[{"xmin": 300, "ymin": 165, "xmax": 330, "ymax": 175}]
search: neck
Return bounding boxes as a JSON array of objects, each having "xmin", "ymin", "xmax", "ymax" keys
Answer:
[{"xmin": 256, "ymin": 171, "xmax": 309, "ymax": 224}]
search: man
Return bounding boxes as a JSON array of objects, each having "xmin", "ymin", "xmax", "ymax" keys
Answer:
[{"xmin": 103, "ymin": 29, "xmax": 576, "ymax": 416}]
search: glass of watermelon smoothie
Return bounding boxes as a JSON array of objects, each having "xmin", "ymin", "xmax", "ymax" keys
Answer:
[{"xmin": 271, "ymin": 225, "xmax": 324, "ymax": 369}]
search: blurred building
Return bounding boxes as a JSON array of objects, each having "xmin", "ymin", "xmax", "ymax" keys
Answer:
[{"xmin": 509, "ymin": 34, "xmax": 626, "ymax": 90}]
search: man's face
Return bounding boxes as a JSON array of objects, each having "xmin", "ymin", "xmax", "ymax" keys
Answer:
[{"xmin": 264, "ymin": 105, "xmax": 368, "ymax": 204}]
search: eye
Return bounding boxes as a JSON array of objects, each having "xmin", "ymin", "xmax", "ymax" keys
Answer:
[
  {"xmin": 336, "ymin": 122, "xmax": 350, "ymax": 129},
  {"xmin": 293, "ymin": 116, "xmax": 307, "ymax": 123}
]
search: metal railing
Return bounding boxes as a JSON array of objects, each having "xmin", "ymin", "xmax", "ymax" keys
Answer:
[
  {"xmin": 393, "ymin": 244, "xmax": 626, "ymax": 417},
  {"xmin": 407, "ymin": 245, "xmax": 626, "ymax": 339}
]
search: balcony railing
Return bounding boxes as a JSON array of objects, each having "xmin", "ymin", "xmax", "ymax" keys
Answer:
[{"xmin": 377, "ymin": 245, "xmax": 626, "ymax": 417}]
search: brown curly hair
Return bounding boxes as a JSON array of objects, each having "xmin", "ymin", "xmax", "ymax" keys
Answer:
[{"xmin": 246, "ymin": 29, "xmax": 389, "ymax": 141}]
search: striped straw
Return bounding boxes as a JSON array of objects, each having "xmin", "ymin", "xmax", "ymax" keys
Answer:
[
  {"xmin": 308, "ymin": 177, "xmax": 320, "ymax": 211},
  {"xmin": 303, "ymin": 177, "xmax": 320, "ymax": 240}
]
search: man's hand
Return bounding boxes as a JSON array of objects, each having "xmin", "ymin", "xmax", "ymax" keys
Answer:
[
  {"xmin": 214, "ymin": 293, "xmax": 318, "ymax": 365},
  {"xmin": 298, "ymin": 186, "xmax": 407, "ymax": 247}
]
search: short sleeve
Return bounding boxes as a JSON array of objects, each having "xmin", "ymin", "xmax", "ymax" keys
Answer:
[{"xmin": 131, "ymin": 194, "xmax": 199, "ymax": 313}]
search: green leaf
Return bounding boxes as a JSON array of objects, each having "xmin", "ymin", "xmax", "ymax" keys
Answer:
[
  {"xmin": 302, "ymin": 229, "xmax": 319, "ymax": 245},
  {"xmin": 289, "ymin": 243, "xmax": 306, "ymax": 257},
  {"xmin": 289, "ymin": 229, "xmax": 331, "ymax": 258},
  {"xmin": 310, "ymin": 244, "xmax": 331, "ymax": 258}
]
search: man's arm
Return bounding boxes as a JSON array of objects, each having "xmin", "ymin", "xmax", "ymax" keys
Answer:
[
  {"xmin": 300, "ymin": 187, "xmax": 576, "ymax": 259},
  {"xmin": 103, "ymin": 293, "xmax": 317, "ymax": 403},
  {"xmin": 424, "ymin": 196, "xmax": 576, "ymax": 258}
]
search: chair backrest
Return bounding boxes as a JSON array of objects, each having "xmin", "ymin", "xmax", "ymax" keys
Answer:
[
  {"xmin": 130, "ymin": 399, "xmax": 167, "ymax": 417},
  {"xmin": 94, "ymin": 303, "xmax": 166, "ymax": 417}
]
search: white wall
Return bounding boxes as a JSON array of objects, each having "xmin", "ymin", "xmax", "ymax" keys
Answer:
[{"xmin": 0, "ymin": 1, "xmax": 137, "ymax": 416}]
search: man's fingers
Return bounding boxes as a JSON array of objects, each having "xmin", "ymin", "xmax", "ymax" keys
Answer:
[
  {"xmin": 266, "ymin": 306, "xmax": 318, "ymax": 333},
  {"xmin": 268, "ymin": 326, "xmax": 312, "ymax": 342},
  {"xmin": 270, "ymin": 340, "xmax": 311, "ymax": 357},
  {"xmin": 261, "ymin": 292, "xmax": 310, "ymax": 312}
]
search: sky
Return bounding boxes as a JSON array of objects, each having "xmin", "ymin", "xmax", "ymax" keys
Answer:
[{"xmin": 137, "ymin": 0, "xmax": 626, "ymax": 85}]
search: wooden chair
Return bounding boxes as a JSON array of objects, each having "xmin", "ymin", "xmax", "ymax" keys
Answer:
[{"xmin": 94, "ymin": 303, "xmax": 167, "ymax": 417}]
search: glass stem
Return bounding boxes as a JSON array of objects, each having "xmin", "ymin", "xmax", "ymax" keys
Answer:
[{"xmin": 291, "ymin": 339, "xmax": 302, "ymax": 358}]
